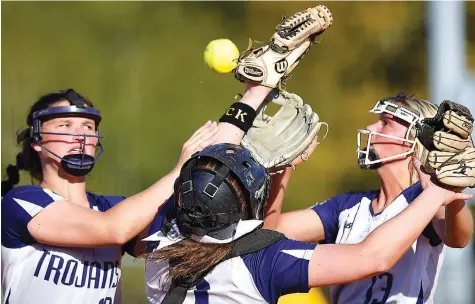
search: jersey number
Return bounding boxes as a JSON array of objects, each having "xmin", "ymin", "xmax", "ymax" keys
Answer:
[
  {"xmin": 98, "ymin": 297, "xmax": 113, "ymax": 304},
  {"xmin": 364, "ymin": 272, "xmax": 393, "ymax": 304}
]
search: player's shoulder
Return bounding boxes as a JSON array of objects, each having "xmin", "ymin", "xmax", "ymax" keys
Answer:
[
  {"xmin": 2, "ymin": 185, "xmax": 64, "ymax": 205},
  {"xmin": 4, "ymin": 185, "xmax": 47, "ymax": 198},
  {"xmin": 260, "ymin": 238, "xmax": 316, "ymax": 262},
  {"xmin": 245, "ymin": 238, "xmax": 316, "ymax": 264},
  {"xmin": 339, "ymin": 182, "xmax": 421, "ymax": 205},
  {"xmin": 314, "ymin": 189, "xmax": 379, "ymax": 211},
  {"xmin": 86, "ymin": 192, "xmax": 126, "ymax": 211},
  {"xmin": 2, "ymin": 185, "xmax": 64, "ymax": 248},
  {"xmin": 339, "ymin": 189, "xmax": 379, "ymax": 203}
]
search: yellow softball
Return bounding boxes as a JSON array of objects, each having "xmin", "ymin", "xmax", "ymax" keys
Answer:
[{"xmin": 204, "ymin": 39, "xmax": 240, "ymax": 74}]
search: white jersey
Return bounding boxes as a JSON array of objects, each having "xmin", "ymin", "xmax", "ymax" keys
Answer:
[
  {"xmin": 1, "ymin": 185, "xmax": 134, "ymax": 304},
  {"xmin": 312, "ymin": 182, "xmax": 445, "ymax": 304},
  {"xmin": 144, "ymin": 202, "xmax": 316, "ymax": 304}
]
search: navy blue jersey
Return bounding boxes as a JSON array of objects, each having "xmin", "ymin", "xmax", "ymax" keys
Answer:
[{"xmin": 1, "ymin": 185, "xmax": 131, "ymax": 304}]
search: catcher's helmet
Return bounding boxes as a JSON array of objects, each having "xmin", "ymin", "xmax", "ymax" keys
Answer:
[
  {"xmin": 174, "ymin": 143, "xmax": 271, "ymax": 239},
  {"xmin": 31, "ymin": 89, "xmax": 103, "ymax": 176}
]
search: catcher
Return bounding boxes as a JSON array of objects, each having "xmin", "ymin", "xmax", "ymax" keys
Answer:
[{"xmin": 264, "ymin": 93, "xmax": 474, "ymax": 303}]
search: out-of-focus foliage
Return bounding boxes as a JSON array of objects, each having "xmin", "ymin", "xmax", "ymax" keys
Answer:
[{"xmin": 2, "ymin": 2, "xmax": 475, "ymax": 303}]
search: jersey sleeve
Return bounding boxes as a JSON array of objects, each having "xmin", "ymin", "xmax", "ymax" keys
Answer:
[
  {"xmin": 311, "ymin": 192, "xmax": 373, "ymax": 244},
  {"xmin": 310, "ymin": 194, "xmax": 344, "ymax": 244},
  {"xmin": 1, "ymin": 186, "xmax": 63, "ymax": 248},
  {"xmin": 242, "ymin": 239, "xmax": 316, "ymax": 303}
]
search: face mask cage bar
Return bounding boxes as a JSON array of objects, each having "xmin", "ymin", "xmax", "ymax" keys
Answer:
[
  {"xmin": 31, "ymin": 106, "xmax": 104, "ymax": 168},
  {"xmin": 174, "ymin": 144, "xmax": 271, "ymax": 236},
  {"xmin": 357, "ymin": 99, "xmax": 422, "ymax": 166}
]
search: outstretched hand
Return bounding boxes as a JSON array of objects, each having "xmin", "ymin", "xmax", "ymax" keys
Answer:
[
  {"xmin": 174, "ymin": 121, "xmax": 219, "ymax": 172},
  {"xmin": 413, "ymin": 157, "xmax": 472, "ymax": 206}
]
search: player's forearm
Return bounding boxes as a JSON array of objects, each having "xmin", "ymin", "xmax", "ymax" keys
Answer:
[
  {"xmin": 443, "ymin": 199, "xmax": 473, "ymax": 248},
  {"xmin": 362, "ymin": 190, "xmax": 445, "ymax": 272},
  {"xmin": 105, "ymin": 168, "xmax": 180, "ymax": 244},
  {"xmin": 214, "ymin": 84, "xmax": 272, "ymax": 144},
  {"xmin": 240, "ymin": 83, "xmax": 273, "ymax": 109},
  {"xmin": 263, "ymin": 167, "xmax": 292, "ymax": 229}
]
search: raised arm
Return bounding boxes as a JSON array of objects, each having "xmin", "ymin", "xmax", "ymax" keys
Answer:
[
  {"xmin": 262, "ymin": 167, "xmax": 293, "ymax": 230},
  {"xmin": 214, "ymin": 5, "xmax": 332, "ymax": 145},
  {"xmin": 26, "ymin": 122, "xmax": 219, "ymax": 248},
  {"xmin": 416, "ymin": 101, "xmax": 475, "ymax": 248},
  {"xmin": 262, "ymin": 143, "xmax": 326, "ymax": 243},
  {"xmin": 431, "ymin": 199, "xmax": 473, "ymax": 248},
  {"xmin": 213, "ymin": 83, "xmax": 272, "ymax": 145},
  {"xmin": 307, "ymin": 158, "xmax": 473, "ymax": 287}
]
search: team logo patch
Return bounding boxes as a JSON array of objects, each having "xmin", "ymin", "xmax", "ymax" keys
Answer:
[
  {"xmin": 244, "ymin": 66, "xmax": 264, "ymax": 77},
  {"xmin": 274, "ymin": 59, "xmax": 288, "ymax": 74}
]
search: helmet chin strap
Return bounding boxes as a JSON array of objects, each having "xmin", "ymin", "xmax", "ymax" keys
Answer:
[
  {"xmin": 358, "ymin": 148, "xmax": 382, "ymax": 170},
  {"xmin": 37, "ymin": 140, "xmax": 103, "ymax": 177},
  {"xmin": 61, "ymin": 154, "xmax": 96, "ymax": 176}
]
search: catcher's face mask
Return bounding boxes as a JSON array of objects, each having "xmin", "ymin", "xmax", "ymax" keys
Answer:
[
  {"xmin": 357, "ymin": 99, "xmax": 421, "ymax": 169},
  {"xmin": 31, "ymin": 89, "xmax": 104, "ymax": 177},
  {"xmin": 174, "ymin": 144, "xmax": 270, "ymax": 239}
]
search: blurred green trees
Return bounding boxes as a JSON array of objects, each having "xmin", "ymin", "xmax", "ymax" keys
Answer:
[{"xmin": 2, "ymin": 2, "xmax": 475, "ymax": 303}]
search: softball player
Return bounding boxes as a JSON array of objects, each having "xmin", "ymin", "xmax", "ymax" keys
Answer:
[
  {"xmin": 1, "ymin": 89, "xmax": 221, "ymax": 303},
  {"xmin": 265, "ymin": 94, "xmax": 474, "ymax": 303}
]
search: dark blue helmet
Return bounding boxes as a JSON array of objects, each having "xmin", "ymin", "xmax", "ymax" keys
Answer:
[
  {"xmin": 30, "ymin": 89, "xmax": 103, "ymax": 176},
  {"xmin": 174, "ymin": 143, "xmax": 271, "ymax": 238}
]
